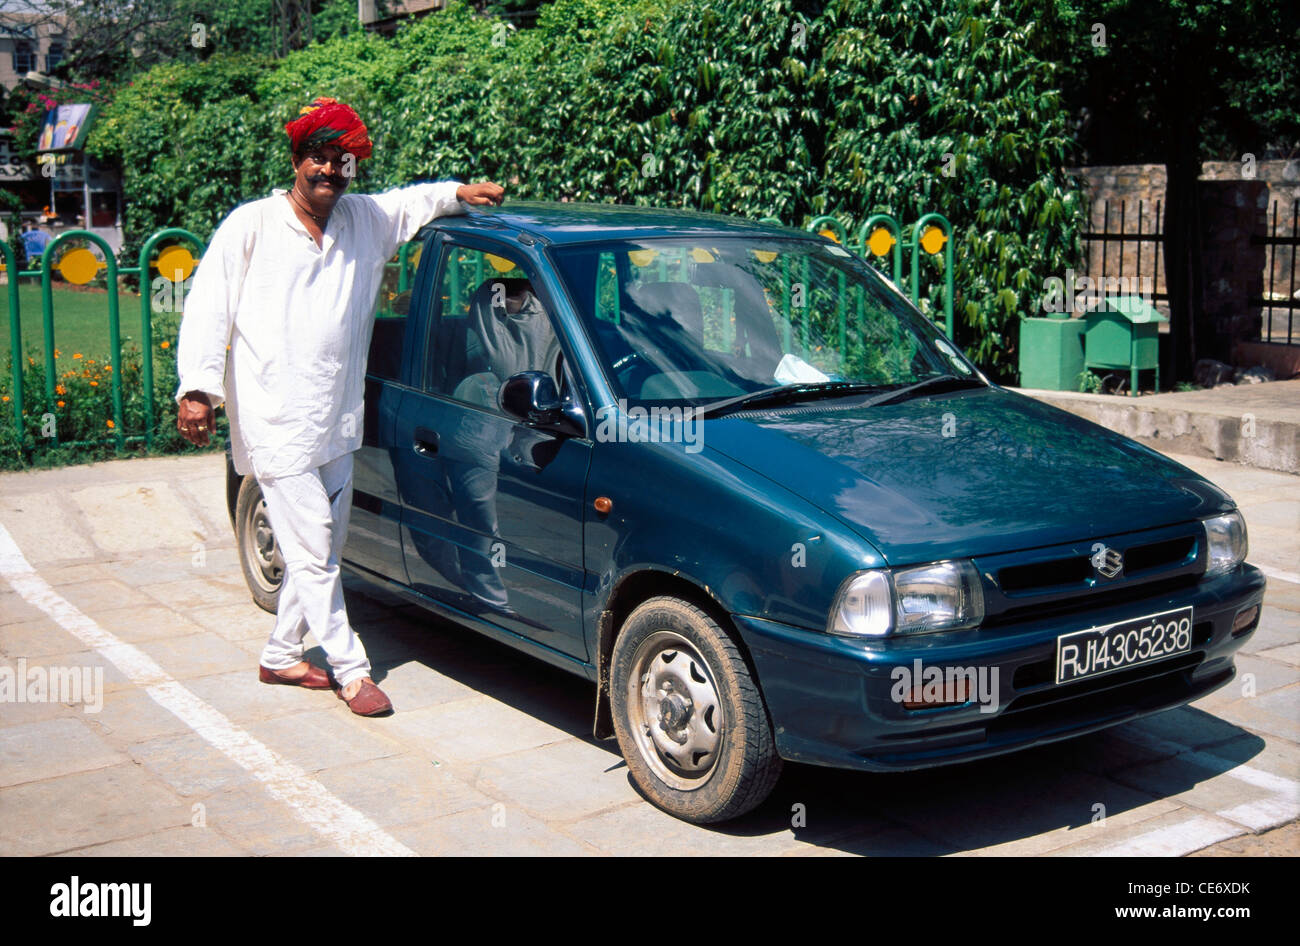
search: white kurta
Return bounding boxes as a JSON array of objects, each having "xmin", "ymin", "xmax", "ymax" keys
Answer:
[{"xmin": 176, "ymin": 181, "xmax": 465, "ymax": 479}]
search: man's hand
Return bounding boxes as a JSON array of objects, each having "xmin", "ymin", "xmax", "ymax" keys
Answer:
[
  {"xmin": 177, "ymin": 391, "xmax": 215, "ymax": 447},
  {"xmin": 456, "ymin": 181, "xmax": 505, "ymax": 206}
]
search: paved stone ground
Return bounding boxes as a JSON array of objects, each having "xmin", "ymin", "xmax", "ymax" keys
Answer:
[{"xmin": 0, "ymin": 450, "xmax": 1295, "ymax": 856}]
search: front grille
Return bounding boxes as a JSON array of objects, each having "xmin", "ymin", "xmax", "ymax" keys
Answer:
[
  {"xmin": 978, "ymin": 523, "xmax": 1205, "ymax": 628},
  {"xmin": 982, "ymin": 573, "xmax": 1200, "ymax": 628},
  {"xmin": 999, "ymin": 555, "xmax": 1093, "ymax": 593},
  {"xmin": 1125, "ymin": 535, "xmax": 1198, "ymax": 575},
  {"xmin": 997, "ymin": 533, "xmax": 1197, "ymax": 596}
]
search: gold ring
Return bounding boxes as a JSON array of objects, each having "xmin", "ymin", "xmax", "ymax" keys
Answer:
[{"xmin": 197, "ymin": 425, "xmax": 208, "ymax": 431}]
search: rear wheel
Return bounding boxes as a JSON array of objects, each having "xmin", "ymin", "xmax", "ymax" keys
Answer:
[
  {"xmin": 234, "ymin": 476, "xmax": 282, "ymax": 613},
  {"xmin": 610, "ymin": 596, "xmax": 782, "ymax": 823}
]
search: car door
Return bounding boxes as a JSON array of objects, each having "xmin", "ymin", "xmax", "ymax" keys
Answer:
[
  {"xmin": 393, "ymin": 234, "xmax": 592, "ymax": 661},
  {"xmin": 342, "ymin": 238, "xmax": 425, "ymax": 580}
]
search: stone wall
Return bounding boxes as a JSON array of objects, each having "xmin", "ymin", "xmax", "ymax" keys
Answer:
[
  {"xmin": 1203, "ymin": 160, "xmax": 1300, "ymax": 321},
  {"xmin": 1067, "ymin": 160, "xmax": 1300, "ymax": 359},
  {"xmin": 1199, "ymin": 179, "xmax": 1269, "ymax": 349}
]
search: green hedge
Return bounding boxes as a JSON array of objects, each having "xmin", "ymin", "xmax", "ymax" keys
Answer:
[{"xmin": 86, "ymin": 0, "xmax": 1081, "ymax": 382}]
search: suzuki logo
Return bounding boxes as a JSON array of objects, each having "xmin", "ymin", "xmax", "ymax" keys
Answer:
[{"xmin": 1091, "ymin": 543, "xmax": 1123, "ymax": 579}]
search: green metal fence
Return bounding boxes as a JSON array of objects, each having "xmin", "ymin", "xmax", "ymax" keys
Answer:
[
  {"xmin": 2, "ymin": 228, "xmax": 421, "ymax": 458},
  {"xmin": 762, "ymin": 212, "xmax": 955, "ymax": 338}
]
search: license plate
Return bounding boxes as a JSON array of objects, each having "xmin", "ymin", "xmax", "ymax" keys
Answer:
[{"xmin": 1055, "ymin": 606, "xmax": 1194, "ymax": 685}]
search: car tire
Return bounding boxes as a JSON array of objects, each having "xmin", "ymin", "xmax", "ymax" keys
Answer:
[
  {"xmin": 610, "ymin": 596, "xmax": 782, "ymax": 823},
  {"xmin": 234, "ymin": 475, "xmax": 283, "ymax": 613}
]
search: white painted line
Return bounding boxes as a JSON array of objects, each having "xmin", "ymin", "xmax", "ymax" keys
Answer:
[
  {"xmin": 1257, "ymin": 564, "xmax": 1300, "ymax": 586},
  {"xmin": 0, "ymin": 524, "xmax": 416, "ymax": 857},
  {"xmin": 1216, "ymin": 797, "xmax": 1300, "ymax": 832},
  {"xmin": 1217, "ymin": 761, "xmax": 1300, "ymax": 801},
  {"xmin": 1189, "ymin": 752, "xmax": 1300, "ymax": 833},
  {"xmin": 1098, "ymin": 742, "xmax": 1300, "ymax": 846},
  {"xmin": 1090, "ymin": 814, "xmax": 1244, "ymax": 857}
]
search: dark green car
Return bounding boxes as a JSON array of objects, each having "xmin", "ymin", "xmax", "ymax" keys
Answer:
[{"xmin": 230, "ymin": 201, "xmax": 1265, "ymax": 823}]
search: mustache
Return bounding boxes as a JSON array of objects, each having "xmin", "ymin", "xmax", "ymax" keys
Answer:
[{"xmin": 308, "ymin": 173, "xmax": 348, "ymax": 188}]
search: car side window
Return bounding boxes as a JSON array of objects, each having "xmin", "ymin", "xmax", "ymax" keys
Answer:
[
  {"xmin": 426, "ymin": 244, "xmax": 563, "ymax": 410},
  {"xmin": 367, "ymin": 238, "xmax": 423, "ymax": 382}
]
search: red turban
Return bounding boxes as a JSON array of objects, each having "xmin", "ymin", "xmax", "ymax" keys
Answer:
[{"xmin": 284, "ymin": 97, "xmax": 373, "ymax": 161}]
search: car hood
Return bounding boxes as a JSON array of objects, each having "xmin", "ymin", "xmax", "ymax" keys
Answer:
[{"xmin": 702, "ymin": 386, "xmax": 1232, "ymax": 564}]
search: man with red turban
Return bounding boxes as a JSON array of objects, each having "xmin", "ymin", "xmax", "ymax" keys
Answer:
[{"xmin": 174, "ymin": 96, "xmax": 504, "ymax": 716}]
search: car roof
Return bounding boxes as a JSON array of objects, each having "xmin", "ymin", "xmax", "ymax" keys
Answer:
[{"xmin": 419, "ymin": 199, "xmax": 815, "ymax": 246}]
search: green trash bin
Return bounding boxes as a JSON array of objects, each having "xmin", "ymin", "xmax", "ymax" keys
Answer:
[
  {"xmin": 1019, "ymin": 315, "xmax": 1086, "ymax": 391},
  {"xmin": 1083, "ymin": 295, "xmax": 1167, "ymax": 396}
]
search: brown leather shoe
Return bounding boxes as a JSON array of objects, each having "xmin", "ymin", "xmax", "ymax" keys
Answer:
[
  {"xmin": 259, "ymin": 662, "xmax": 333, "ymax": 689},
  {"xmin": 337, "ymin": 679, "xmax": 393, "ymax": 716}
]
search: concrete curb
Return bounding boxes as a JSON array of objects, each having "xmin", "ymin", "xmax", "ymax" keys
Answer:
[{"xmin": 1014, "ymin": 381, "xmax": 1300, "ymax": 475}]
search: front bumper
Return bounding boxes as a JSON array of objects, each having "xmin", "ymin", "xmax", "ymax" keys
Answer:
[{"xmin": 733, "ymin": 564, "xmax": 1266, "ymax": 772}]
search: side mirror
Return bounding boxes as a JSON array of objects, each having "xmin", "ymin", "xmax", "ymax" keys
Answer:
[{"xmin": 500, "ymin": 371, "xmax": 562, "ymax": 426}]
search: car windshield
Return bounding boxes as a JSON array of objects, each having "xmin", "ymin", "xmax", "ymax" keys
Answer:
[{"xmin": 550, "ymin": 236, "xmax": 981, "ymax": 409}]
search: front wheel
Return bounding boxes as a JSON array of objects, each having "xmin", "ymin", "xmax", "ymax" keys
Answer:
[
  {"xmin": 610, "ymin": 596, "xmax": 782, "ymax": 823},
  {"xmin": 234, "ymin": 475, "xmax": 282, "ymax": 613}
]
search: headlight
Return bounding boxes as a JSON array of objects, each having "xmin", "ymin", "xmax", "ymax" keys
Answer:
[
  {"xmin": 828, "ymin": 560, "xmax": 984, "ymax": 637},
  {"xmin": 893, "ymin": 559, "xmax": 984, "ymax": 634},
  {"xmin": 1203, "ymin": 511, "xmax": 1247, "ymax": 577}
]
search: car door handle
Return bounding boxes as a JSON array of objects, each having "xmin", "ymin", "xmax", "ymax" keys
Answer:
[{"xmin": 413, "ymin": 427, "xmax": 439, "ymax": 457}]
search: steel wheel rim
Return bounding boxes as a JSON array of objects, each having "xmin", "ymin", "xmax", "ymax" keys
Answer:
[
  {"xmin": 243, "ymin": 494, "xmax": 283, "ymax": 592},
  {"xmin": 625, "ymin": 629, "xmax": 724, "ymax": 791}
]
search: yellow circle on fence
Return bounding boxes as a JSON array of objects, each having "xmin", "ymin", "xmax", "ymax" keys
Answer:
[
  {"xmin": 867, "ymin": 227, "xmax": 896, "ymax": 257},
  {"xmin": 818, "ymin": 228, "xmax": 841, "ymax": 243},
  {"xmin": 920, "ymin": 225, "xmax": 948, "ymax": 255},
  {"xmin": 751, "ymin": 249, "xmax": 778, "ymax": 263},
  {"xmin": 485, "ymin": 253, "xmax": 516, "ymax": 273},
  {"xmin": 58, "ymin": 247, "xmax": 101, "ymax": 285},
  {"xmin": 155, "ymin": 245, "xmax": 197, "ymax": 281}
]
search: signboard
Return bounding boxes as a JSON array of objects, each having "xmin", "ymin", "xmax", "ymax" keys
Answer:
[{"xmin": 36, "ymin": 104, "xmax": 97, "ymax": 153}]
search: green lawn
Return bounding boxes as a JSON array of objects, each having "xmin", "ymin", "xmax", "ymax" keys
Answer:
[{"xmin": 1, "ymin": 281, "xmax": 148, "ymax": 363}]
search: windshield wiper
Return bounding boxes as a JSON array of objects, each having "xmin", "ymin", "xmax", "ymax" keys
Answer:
[
  {"xmin": 699, "ymin": 381, "xmax": 883, "ymax": 419},
  {"xmin": 860, "ymin": 374, "xmax": 985, "ymax": 407}
]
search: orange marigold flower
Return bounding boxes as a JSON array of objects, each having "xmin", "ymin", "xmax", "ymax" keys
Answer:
[
  {"xmin": 160, "ymin": 340, "xmax": 170, "ymax": 349},
  {"xmin": 1, "ymin": 395, "xmax": 9, "ymax": 403},
  {"xmin": 106, "ymin": 419, "xmax": 115, "ymax": 429},
  {"xmin": 57, "ymin": 400, "xmax": 65, "ymax": 408},
  {"xmin": 73, "ymin": 352, "xmax": 83, "ymax": 359},
  {"xmin": 55, "ymin": 384, "xmax": 65, "ymax": 395},
  {"xmin": 89, "ymin": 380, "xmax": 99, "ymax": 386}
]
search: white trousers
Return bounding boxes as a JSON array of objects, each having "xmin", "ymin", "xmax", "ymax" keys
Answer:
[{"xmin": 257, "ymin": 452, "xmax": 371, "ymax": 688}]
